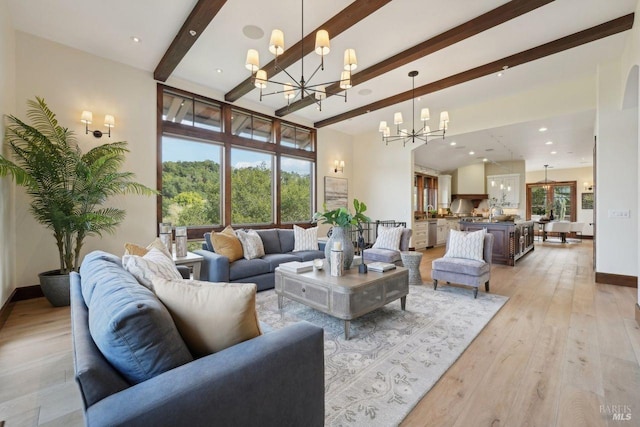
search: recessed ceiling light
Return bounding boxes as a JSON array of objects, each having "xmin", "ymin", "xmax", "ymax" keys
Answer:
[
  {"xmin": 215, "ymin": 68, "xmax": 223, "ymax": 73},
  {"xmin": 551, "ymin": 151, "xmax": 557, "ymax": 154},
  {"xmin": 130, "ymin": 36, "xmax": 141, "ymax": 43},
  {"xmin": 483, "ymin": 158, "xmax": 488, "ymax": 162},
  {"xmin": 497, "ymin": 65, "xmax": 508, "ymax": 77},
  {"xmin": 539, "ymin": 127, "xmax": 548, "ymax": 132},
  {"xmin": 545, "ymin": 141, "xmax": 553, "ymax": 145},
  {"xmin": 417, "ymin": 97, "xmax": 421, "ymax": 101},
  {"xmin": 242, "ymin": 25, "xmax": 264, "ymax": 40},
  {"xmin": 469, "ymin": 151, "xmax": 475, "ymax": 155},
  {"xmin": 450, "ymin": 141, "xmax": 456, "ymax": 146}
]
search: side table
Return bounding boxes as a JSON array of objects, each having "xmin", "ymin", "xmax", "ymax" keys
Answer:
[
  {"xmin": 173, "ymin": 251, "xmax": 204, "ymax": 280},
  {"xmin": 400, "ymin": 251, "xmax": 423, "ymax": 286}
]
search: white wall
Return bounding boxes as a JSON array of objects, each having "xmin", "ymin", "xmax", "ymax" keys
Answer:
[
  {"xmin": 13, "ymin": 32, "xmax": 158, "ymax": 287},
  {"xmin": 595, "ymin": 60, "xmax": 638, "ymax": 278},
  {"xmin": 525, "ymin": 166, "xmax": 595, "ymax": 236},
  {"xmin": 316, "ymin": 127, "xmax": 354, "ymax": 237},
  {"xmin": 0, "ymin": 0, "xmax": 16, "ymax": 305},
  {"xmin": 454, "ymin": 163, "xmax": 485, "ymax": 194}
]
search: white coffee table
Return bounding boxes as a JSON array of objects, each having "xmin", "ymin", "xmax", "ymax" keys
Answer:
[{"xmin": 173, "ymin": 251, "xmax": 204, "ymax": 280}]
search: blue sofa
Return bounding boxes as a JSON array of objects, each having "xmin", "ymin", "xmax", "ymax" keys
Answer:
[
  {"xmin": 70, "ymin": 251, "xmax": 325, "ymax": 427},
  {"xmin": 195, "ymin": 228, "xmax": 325, "ymax": 291}
]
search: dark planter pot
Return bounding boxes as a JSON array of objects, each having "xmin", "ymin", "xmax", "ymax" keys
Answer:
[{"xmin": 38, "ymin": 270, "xmax": 70, "ymax": 307}]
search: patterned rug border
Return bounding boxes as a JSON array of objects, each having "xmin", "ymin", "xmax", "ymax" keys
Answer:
[{"xmin": 256, "ymin": 284, "xmax": 509, "ymax": 426}]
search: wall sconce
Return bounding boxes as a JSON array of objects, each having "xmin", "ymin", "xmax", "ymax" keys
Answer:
[
  {"xmin": 584, "ymin": 182, "xmax": 594, "ymax": 191},
  {"xmin": 81, "ymin": 111, "xmax": 115, "ymax": 138},
  {"xmin": 333, "ymin": 160, "xmax": 345, "ymax": 173}
]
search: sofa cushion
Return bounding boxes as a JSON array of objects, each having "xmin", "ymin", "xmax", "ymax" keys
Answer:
[
  {"xmin": 363, "ymin": 248, "xmax": 402, "ymax": 264},
  {"xmin": 257, "ymin": 229, "xmax": 282, "ymax": 254},
  {"xmin": 80, "ymin": 251, "xmax": 126, "ymax": 305},
  {"xmin": 122, "ymin": 248, "xmax": 182, "ymax": 291},
  {"xmin": 373, "ymin": 225, "xmax": 404, "ymax": 250},
  {"xmin": 153, "ymin": 278, "xmax": 262, "ymax": 357},
  {"xmin": 123, "ymin": 237, "xmax": 171, "ymax": 259},
  {"xmin": 229, "ymin": 258, "xmax": 271, "ymax": 280},
  {"xmin": 262, "ymin": 253, "xmax": 300, "ymax": 271},
  {"xmin": 210, "ymin": 226, "xmax": 244, "ymax": 262},
  {"xmin": 293, "ymin": 225, "xmax": 318, "ymax": 252},
  {"xmin": 445, "ymin": 229, "xmax": 486, "ymax": 262},
  {"xmin": 87, "ymin": 262, "xmax": 193, "ymax": 385},
  {"xmin": 432, "ymin": 256, "xmax": 489, "ymax": 276},
  {"xmin": 277, "ymin": 229, "xmax": 295, "ymax": 253},
  {"xmin": 290, "ymin": 250, "xmax": 325, "ymax": 262},
  {"xmin": 236, "ymin": 229, "xmax": 265, "ymax": 260}
]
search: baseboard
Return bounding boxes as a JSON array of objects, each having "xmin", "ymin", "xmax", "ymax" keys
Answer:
[
  {"xmin": 595, "ymin": 272, "xmax": 638, "ymax": 288},
  {"xmin": 11, "ymin": 285, "xmax": 44, "ymax": 301},
  {"xmin": 0, "ymin": 289, "xmax": 17, "ymax": 330},
  {"xmin": 636, "ymin": 303, "xmax": 640, "ymax": 327}
]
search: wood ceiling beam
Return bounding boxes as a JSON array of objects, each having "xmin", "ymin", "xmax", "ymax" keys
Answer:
[
  {"xmin": 315, "ymin": 13, "xmax": 634, "ymax": 128},
  {"xmin": 276, "ymin": 0, "xmax": 554, "ymax": 117},
  {"xmin": 224, "ymin": 0, "xmax": 392, "ymax": 103},
  {"xmin": 154, "ymin": 0, "xmax": 228, "ymax": 82}
]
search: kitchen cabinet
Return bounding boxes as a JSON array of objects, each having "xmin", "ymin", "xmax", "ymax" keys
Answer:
[
  {"xmin": 445, "ymin": 218, "xmax": 460, "ymax": 242},
  {"xmin": 412, "ymin": 221, "xmax": 429, "ymax": 250},
  {"xmin": 487, "ymin": 174, "xmax": 520, "ymax": 208},
  {"xmin": 438, "ymin": 175, "xmax": 451, "ymax": 209},
  {"xmin": 436, "ymin": 219, "xmax": 447, "ymax": 246}
]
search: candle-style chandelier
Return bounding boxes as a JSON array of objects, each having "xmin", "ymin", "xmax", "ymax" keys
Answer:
[
  {"xmin": 378, "ymin": 71, "xmax": 450, "ymax": 146},
  {"xmin": 244, "ymin": 0, "xmax": 356, "ymax": 111}
]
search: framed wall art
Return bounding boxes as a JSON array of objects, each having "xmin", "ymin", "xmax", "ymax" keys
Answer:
[
  {"xmin": 581, "ymin": 192, "xmax": 594, "ymax": 210},
  {"xmin": 324, "ymin": 177, "xmax": 348, "ymax": 210}
]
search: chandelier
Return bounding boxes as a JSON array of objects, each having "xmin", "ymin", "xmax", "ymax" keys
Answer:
[
  {"xmin": 378, "ymin": 71, "xmax": 449, "ymax": 146},
  {"xmin": 244, "ymin": 0, "xmax": 356, "ymax": 111},
  {"xmin": 540, "ymin": 164, "xmax": 555, "ymax": 190}
]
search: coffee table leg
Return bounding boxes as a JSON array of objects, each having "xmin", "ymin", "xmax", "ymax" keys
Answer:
[
  {"xmin": 401, "ymin": 296, "xmax": 406, "ymax": 310},
  {"xmin": 278, "ymin": 295, "xmax": 283, "ymax": 310},
  {"xmin": 344, "ymin": 320, "xmax": 350, "ymax": 340}
]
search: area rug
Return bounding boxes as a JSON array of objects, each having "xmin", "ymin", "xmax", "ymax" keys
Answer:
[{"xmin": 256, "ymin": 284, "xmax": 508, "ymax": 426}]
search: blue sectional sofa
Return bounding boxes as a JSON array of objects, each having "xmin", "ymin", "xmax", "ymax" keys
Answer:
[
  {"xmin": 70, "ymin": 251, "xmax": 325, "ymax": 427},
  {"xmin": 195, "ymin": 228, "xmax": 325, "ymax": 291}
]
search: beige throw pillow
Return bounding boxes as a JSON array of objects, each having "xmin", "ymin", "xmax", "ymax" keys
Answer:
[
  {"xmin": 152, "ymin": 278, "xmax": 262, "ymax": 357},
  {"xmin": 122, "ymin": 248, "xmax": 182, "ymax": 291},
  {"xmin": 210, "ymin": 226, "xmax": 243, "ymax": 262},
  {"xmin": 124, "ymin": 237, "xmax": 172, "ymax": 259},
  {"xmin": 372, "ymin": 225, "xmax": 403, "ymax": 250}
]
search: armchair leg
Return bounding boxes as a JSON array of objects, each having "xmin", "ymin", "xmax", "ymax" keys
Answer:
[
  {"xmin": 433, "ymin": 279, "xmax": 438, "ymax": 291},
  {"xmin": 473, "ymin": 287, "xmax": 478, "ymax": 299},
  {"xmin": 485, "ymin": 281, "xmax": 490, "ymax": 292}
]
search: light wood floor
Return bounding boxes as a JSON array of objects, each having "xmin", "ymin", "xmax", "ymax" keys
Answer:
[{"xmin": 0, "ymin": 241, "xmax": 638, "ymax": 426}]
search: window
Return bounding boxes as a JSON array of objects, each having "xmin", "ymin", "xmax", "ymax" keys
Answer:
[
  {"xmin": 526, "ymin": 181, "xmax": 576, "ymax": 221},
  {"xmin": 281, "ymin": 157, "xmax": 313, "ymax": 223},
  {"xmin": 231, "ymin": 148, "xmax": 273, "ymax": 225},
  {"xmin": 161, "ymin": 136, "xmax": 222, "ymax": 227},
  {"xmin": 157, "ymin": 85, "xmax": 316, "ymax": 236}
]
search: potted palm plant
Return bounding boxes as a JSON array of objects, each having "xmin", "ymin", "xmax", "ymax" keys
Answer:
[
  {"xmin": 0, "ymin": 97, "xmax": 155, "ymax": 306},
  {"xmin": 313, "ymin": 199, "xmax": 370, "ymax": 270}
]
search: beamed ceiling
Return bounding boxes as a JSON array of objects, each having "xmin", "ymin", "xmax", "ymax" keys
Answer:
[{"xmin": 8, "ymin": 0, "xmax": 637, "ymax": 172}]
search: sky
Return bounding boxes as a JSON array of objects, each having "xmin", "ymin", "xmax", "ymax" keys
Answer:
[{"xmin": 162, "ymin": 135, "xmax": 311, "ymax": 174}]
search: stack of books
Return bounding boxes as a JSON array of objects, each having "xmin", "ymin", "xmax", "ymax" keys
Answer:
[
  {"xmin": 367, "ymin": 262, "xmax": 396, "ymax": 272},
  {"xmin": 278, "ymin": 261, "xmax": 314, "ymax": 273}
]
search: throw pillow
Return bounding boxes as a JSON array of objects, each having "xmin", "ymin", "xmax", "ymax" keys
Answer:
[
  {"xmin": 293, "ymin": 225, "xmax": 318, "ymax": 252},
  {"xmin": 236, "ymin": 229, "xmax": 265, "ymax": 260},
  {"xmin": 152, "ymin": 278, "xmax": 262, "ymax": 357},
  {"xmin": 124, "ymin": 237, "xmax": 172, "ymax": 259},
  {"xmin": 122, "ymin": 248, "xmax": 182, "ymax": 291},
  {"xmin": 210, "ymin": 225, "xmax": 243, "ymax": 262},
  {"xmin": 444, "ymin": 229, "xmax": 486, "ymax": 262},
  {"xmin": 372, "ymin": 225, "xmax": 404, "ymax": 250}
]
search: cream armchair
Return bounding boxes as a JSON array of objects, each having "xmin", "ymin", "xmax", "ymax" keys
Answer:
[{"xmin": 544, "ymin": 221, "xmax": 571, "ymax": 243}]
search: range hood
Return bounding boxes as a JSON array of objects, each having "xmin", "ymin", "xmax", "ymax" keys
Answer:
[{"xmin": 450, "ymin": 199, "xmax": 473, "ymax": 215}]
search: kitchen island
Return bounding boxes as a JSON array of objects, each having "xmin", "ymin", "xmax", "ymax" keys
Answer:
[{"xmin": 460, "ymin": 220, "xmax": 535, "ymax": 266}]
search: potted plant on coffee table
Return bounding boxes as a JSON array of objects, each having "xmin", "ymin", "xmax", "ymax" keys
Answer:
[
  {"xmin": 0, "ymin": 97, "xmax": 155, "ymax": 306},
  {"xmin": 313, "ymin": 199, "xmax": 370, "ymax": 270}
]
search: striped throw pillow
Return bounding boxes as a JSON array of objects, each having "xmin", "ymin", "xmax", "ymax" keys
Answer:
[
  {"xmin": 444, "ymin": 229, "xmax": 486, "ymax": 262},
  {"xmin": 293, "ymin": 225, "xmax": 318, "ymax": 252}
]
